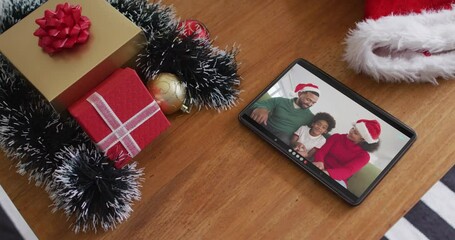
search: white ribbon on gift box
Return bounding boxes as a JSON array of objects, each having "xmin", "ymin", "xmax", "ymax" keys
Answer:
[{"xmin": 87, "ymin": 92, "xmax": 160, "ymax": 157}]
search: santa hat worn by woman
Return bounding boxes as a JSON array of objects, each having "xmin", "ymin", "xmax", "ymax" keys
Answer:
[
  {"xmin": 344, "ymin": 0, "xmax": 455, "ymax": 84},
  {"xmin": 355, "ymin": 119, "xmax": 381, "ymax": 144}
]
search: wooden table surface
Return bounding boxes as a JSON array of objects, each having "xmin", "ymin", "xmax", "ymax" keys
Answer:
[{"xmin": 1, "ymin": 0, "xmax": 454, "ymax": 239}]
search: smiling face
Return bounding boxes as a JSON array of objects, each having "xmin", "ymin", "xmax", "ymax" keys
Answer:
[
  {"xmin": 347, "ymin": 126, "xmax": 364, "ymax": 144},
  {"xmin": 310, "ymin": 120, "xmax": 329, "ymax": 136},
  {"xmin": 296, "ymin": 91, "xmax": 319, "ymax": 109}
]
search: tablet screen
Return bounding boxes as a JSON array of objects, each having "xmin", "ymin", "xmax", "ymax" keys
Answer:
[{"xmin": 239, "ymin": 59, "xmax": 416, "ymax": 205}]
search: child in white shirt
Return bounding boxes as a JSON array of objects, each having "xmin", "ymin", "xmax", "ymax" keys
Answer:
[{"xmin": 290, "ymin": 112, "xmax": 336, "ymax": 159}]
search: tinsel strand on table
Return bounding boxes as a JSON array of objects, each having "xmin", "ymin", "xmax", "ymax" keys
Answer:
[
  {"xmin": 113, "ymin": 0, "xmax": 240, "ymax": 110},
  {"xmin": 0, "ymin": 0, "xmax": 240, "ymax": 233},
  {"xmin": 49, "ymin": 145, "xmax": 143, "ymax": 232}
]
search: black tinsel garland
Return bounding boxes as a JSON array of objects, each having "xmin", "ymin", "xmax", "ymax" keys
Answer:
[
  {"xmin": 0, "ymin": 0, "xmax": 240, "ymax": 233},
  {"xmin": 110, "ymin": 0, "xmax": 240, "ymax": 110},
  {"xmin": 50, "ymin": 145, "xmax": 143, "ymax": 232},
  {"xmin": 137, "ymin": 30, "xmax": 240, "ymax": 110}
]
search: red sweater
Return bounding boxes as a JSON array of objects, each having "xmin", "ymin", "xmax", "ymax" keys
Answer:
[{"xmin": 314, "ymin": 133, "xmax": 370, "ymax": 185}]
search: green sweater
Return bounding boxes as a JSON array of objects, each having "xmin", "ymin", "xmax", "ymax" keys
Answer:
[{"xmin": 251, "ymin": 97, "xmax": 314, "ymax": 136}]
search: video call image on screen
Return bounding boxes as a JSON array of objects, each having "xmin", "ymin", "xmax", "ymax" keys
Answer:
[{"xmin": 247, "ymin": 64, "xmax": 411, "ymax": 197}]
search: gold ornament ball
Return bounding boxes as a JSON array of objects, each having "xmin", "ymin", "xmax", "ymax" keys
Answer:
[{"xmin": 147, "ymin": 73, "xmax": 186, "ymax": 115}]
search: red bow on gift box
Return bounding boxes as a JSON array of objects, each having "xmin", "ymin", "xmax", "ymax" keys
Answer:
[{"xmin": 33, "ymin": 3, "xmax": 91, "ymax": 54}]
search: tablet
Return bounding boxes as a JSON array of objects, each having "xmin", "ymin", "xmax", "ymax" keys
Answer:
[{"xmin": 238, "ymin": 59, "xmax": 417, "ymax": 205}]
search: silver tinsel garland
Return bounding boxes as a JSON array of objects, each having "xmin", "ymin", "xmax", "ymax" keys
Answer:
[{"xmin": 0, "ymin": 0, "xmax": 240, "ymax": 232}]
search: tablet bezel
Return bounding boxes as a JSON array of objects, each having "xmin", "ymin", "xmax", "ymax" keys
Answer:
[{"xmin": 238, "ymin": 58, "xmax": 417, "ymax": 205}]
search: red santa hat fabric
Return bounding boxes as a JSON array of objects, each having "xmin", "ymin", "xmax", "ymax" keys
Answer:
[
  {"xmin": 355, "ymin": 119, "xmax": 381, "ymax": 144},
  {"xmin": 294, "ymin": 83, "xmax": 320, "ymax": 95},
  {"xmin": 344, "ymin": 0, "xmax": 455, "ymax": 84}
]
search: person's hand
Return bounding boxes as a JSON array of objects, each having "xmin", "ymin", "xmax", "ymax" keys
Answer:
[
  {"xmin": 313, "ymin": 161, "xmax": 324, "ymax": 170},
  {"xmin": 250, "ymin": 108, "xmax": 270, "ymax": 125},
  {"xmin": 294, "ymin": 143, "xmax": 308, "ymax": 157}
]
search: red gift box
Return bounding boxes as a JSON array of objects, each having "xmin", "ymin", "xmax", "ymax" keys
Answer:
[{"xmin": 69, "ymin": 68, "xmax": 170, "ymax": 168}]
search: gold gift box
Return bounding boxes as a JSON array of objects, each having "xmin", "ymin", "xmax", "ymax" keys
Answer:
[{"xmin": 0, "ymin": 0, "xmax": 145, "ymax": 112}]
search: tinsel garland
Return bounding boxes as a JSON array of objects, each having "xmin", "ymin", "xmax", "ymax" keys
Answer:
[
  {"xmin": 50, "ymin": 145, "xmax": 143, "ymax": 232},
  {"xmin": 0, "ymin": 0, "xmax": 240, "ymax": 232}
]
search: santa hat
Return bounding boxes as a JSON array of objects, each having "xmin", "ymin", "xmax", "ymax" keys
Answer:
[
  {"xmin": 294, "ymin": 83, "xmax": 320, "ymax": 95},
  {"xmin": 355, "ymin": 119, "xmax": 381, "ymax": 144},
  {"xmin": 344, "ymin": 0, "xmax": 455, "ymax": 84}
]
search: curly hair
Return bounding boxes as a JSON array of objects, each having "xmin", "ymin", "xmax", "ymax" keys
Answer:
[{"xmin": 310, "ymin": 112, "xmax": 336, "ymax": 132}]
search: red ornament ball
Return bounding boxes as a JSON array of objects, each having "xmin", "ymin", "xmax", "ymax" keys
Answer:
[{"xmin": 177, "ymin": 19, "xmax": 209, "ymax": 40}]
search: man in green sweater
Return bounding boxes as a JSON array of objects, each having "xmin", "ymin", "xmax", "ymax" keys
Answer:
[{"xmin": 250, "ymin": 83, "xmax": 320, "ymax": 145}]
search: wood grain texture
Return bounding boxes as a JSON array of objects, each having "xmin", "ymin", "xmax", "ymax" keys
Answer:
[{"xmin": 1, "ymin": 0, "xmax": 454, "ymax": 239}]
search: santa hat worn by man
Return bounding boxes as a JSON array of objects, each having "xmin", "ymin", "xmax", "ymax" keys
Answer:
[
  {"xmin": 355, "ymin": 119, "xmax": 381, "ymax": 144},
  {"xmin": 344, "ymin": 0, "xmax": 455, "ymax": 84},
  {"xmin": 294, "ymin": 83, "xmax": 320, "ymax": 95}
]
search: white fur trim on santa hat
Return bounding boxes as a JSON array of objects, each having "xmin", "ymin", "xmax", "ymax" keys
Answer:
[
  {"xmin": 344, "ymin": 5, "xmax": 455, "ymax": 84},
  {"xmin": 355, "ymin": 121, "xmax": 379, "ymax": 144},
  {"xmin": 301, "ymin": 86, "xmax": 320, "ymax": 94},
  {"xmin": 294, "ymin": 83, "xmax": 320, "ymax": 95}
]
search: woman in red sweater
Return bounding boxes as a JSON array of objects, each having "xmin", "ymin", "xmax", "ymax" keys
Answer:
[{"xmin": 313, "ymin": 119, "xmax": 381, "ymax": 188}]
